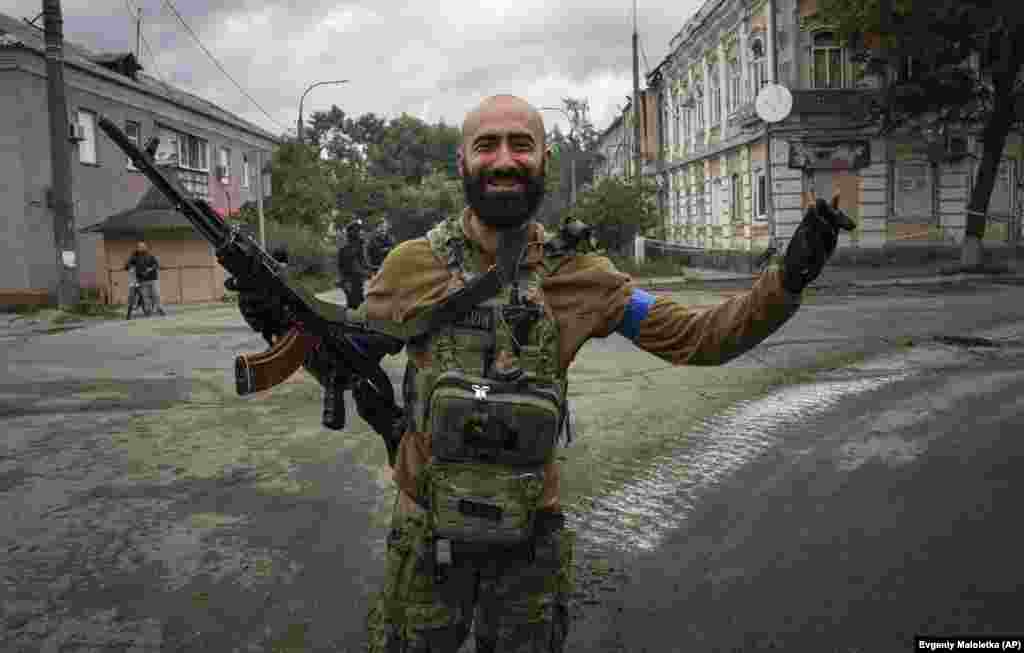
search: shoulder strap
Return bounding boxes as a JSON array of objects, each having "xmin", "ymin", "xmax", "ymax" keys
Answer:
[{"xmin": 339, "ymin": 219, "xmax": 583, "ymax": 340}]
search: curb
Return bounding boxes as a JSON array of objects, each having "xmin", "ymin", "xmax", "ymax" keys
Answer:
[{"xmin": 638, "ymin": 273, "xmax": 1024, "ymax": 292}]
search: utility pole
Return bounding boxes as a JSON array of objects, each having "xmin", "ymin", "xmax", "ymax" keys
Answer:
[
  {"xmin": 43, "ymin": 0, "xmax": 80, "ymax": 308},
  {"xmin": 256, "ymin": 150, "xmax": 266, "ymax": 248},
  {"xmin": 297, "ymin": 79, "xmax": 349, "ymax": 144},
  {"xmin": 135, "ymin": 6, "xmax": 141, "ymax": 61},
  {"xmin": 632, "ymin": 0, "xmax": 642, "ymax": 187}
]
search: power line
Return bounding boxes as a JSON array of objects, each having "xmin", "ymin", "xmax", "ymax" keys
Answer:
[{"xmin": 160, "ymin": 0, "xmax": 287, "ymax": 132}]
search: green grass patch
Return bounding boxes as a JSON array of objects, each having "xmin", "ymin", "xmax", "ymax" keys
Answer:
[{"xmin": 610, "ymin": 255, "xmax": 693, "ymax": 279}]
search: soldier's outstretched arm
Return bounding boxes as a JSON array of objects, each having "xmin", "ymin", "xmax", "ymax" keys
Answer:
[{"xmin": 614, "ymin": 262, "xmax": 801, "ymax": 366}]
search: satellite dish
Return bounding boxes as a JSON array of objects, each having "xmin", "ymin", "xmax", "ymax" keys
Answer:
[{"xmin": 755, "ymin": 83, "xmax": 793, "ymax": 123}]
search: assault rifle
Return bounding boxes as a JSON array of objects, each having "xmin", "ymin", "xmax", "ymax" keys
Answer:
[{"xmin": 97, "ymin": 116, "xmax": 402, "ymax": 432}]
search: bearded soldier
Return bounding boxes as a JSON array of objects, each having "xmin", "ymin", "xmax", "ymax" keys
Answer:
[{"xmin": 235, "ymin": 94, "xmax": 845, "ymax": 652}]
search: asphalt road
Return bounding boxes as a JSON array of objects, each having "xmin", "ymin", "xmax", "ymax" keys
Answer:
[
  {"xmin": 570, "ymin": 319, "xmax": 1024, "ymax": 653},
  {"xmin": 2, "ymin": 280, "xmax": 1024, "ymax": 652}
]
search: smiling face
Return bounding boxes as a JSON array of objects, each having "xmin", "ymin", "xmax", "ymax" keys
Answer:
[{"xmin": 459, "ymin": 95, "xmax": 549, "ymax": 229}]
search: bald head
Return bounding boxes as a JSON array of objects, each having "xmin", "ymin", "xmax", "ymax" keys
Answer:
[{"xmin": 461, "ymin": 95, "xmax": 546, "ymax": 153}]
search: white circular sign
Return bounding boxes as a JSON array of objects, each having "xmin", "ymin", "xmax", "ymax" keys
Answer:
[{"xmin": 755, "ymin": 83, "xmax": 793, "ymax": 123}]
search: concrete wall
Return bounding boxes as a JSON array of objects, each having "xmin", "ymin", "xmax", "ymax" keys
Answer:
[
  {"xmin": 0, "ymin": 66, "xmax": 31, "ymax": 291},
  {"xmin": 2, "ymin": 47, "xmax": 275, "ymax": 300}
]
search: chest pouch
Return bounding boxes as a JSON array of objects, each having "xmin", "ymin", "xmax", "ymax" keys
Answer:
[{"xmin": 428, "ymin": 371, "xmax": 562, "ymax": 466}]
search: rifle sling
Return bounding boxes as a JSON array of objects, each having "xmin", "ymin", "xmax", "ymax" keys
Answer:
[{"xmin": 337, "ymin": 226, "xmax": 530, "ymax": 340}]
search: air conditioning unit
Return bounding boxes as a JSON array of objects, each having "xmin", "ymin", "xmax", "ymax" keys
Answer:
[
  {"xmin": 215, "ymin": 164, "xmax": 229, "ymax": 181},
  {"xmin": 69, "ymin": 122, "xmax": 86, "ymax": 143}
]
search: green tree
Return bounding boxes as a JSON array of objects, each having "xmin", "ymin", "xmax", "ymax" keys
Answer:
[
  {"xmin": 813, "ymin": 0, "xmax": 1024, "ymax": 270},
  {"xmin": 565, "ymin": 175, "xmax": 660, "ymax": 254},
  {"xmin": 257, "ymin": 141, "xmax": 337, "ymax": 237}
]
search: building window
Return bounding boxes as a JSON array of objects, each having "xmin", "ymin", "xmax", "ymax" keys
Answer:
[
  {"xmin": 682, "ymin": 108, "xmax": 691, "ymax": 150},
  {"xmin": 731, "ymin": 173, "xmax": 742, "ymax": 222},
  {"xmin": 694, "ymin": 82, "xmax": 705, "ymax": 130},
  {"xmin": 125, "ymin": 120, "xmax": 141, "ymax": 170},
  {"xmin": 709, "ymin": 70, "xmax": 722, "ymax": 125},
  {"xmin": 694, "ymin": 184, "xmax": 705, "ymax": 225},
  {"xmin": 811, "ymin": 31, "xmax": 847, "ymax": 89},
  {"xmin": 242, "ymin": 153, "xmax": 250, "ymax": 188},
  {"xmin": 673, "ymin": 95, "xmax": 681, "ymax": 156},
  {"xmin": 155, "ymin": 126, "xmax": 180, "ymax": 165},
  {"xmin": 728, "ymin": 59, "xmax": 742, "ymax": 113},
  {"xmin": 754, "ymin": 171, "xmax": 767, "ymax": 220},
  {"xmin": 178, "ymin": 132, "xmax": 209, "ymax": 171},
  {"xmin": 218, "ymin": 147, "xmax": 231, "ymax": 181},
  {"xmin": 77, "ymin": 109, "xmax": 97, "ymax": 164},
  {"xmin": 750, "ymin": 37, "xmax": 768, "ymax": 100}
]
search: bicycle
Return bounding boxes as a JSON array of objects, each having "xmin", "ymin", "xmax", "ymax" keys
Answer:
[{"xmin": 125, "ymin": 273, "xmax": 152, "ymax": 320}]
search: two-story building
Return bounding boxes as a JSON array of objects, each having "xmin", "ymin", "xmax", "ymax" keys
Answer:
[
  {"xmin": 619, "ymin": 0, "xmax": 1023, "ymax": 268},
  {"xmin": 0, "ymin": 11, "xmax": 278, "ymax": 306}
]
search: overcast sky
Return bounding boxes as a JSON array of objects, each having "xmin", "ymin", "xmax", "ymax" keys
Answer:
[{"xmin": 6, "ymin": 0, "xmax": 703, "ymax": 138}]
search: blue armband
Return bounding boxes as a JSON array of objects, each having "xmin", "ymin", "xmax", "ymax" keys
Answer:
[{"xmin": 616, "ymin": 288, "xmax": 656, "ymax": 341}]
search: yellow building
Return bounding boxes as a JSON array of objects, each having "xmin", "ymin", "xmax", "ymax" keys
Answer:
[{"xmin": 617, "ymin": 0, "xmax": 1023, "ymax": 267}]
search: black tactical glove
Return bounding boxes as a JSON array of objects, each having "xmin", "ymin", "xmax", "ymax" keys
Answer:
[
  {"xmin": 226, "ymin": 276, "xmax": 289, "ymax": 345},
  {"xmin": 781, "ymin": 198, "xmax": 844, "ymax": 294}
]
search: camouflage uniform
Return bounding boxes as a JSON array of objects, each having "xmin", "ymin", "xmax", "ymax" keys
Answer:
[
  {"xmin": 366, "ymin": 497, "xmax": 574, "ymax": 652},
  {"xmin": 359, "ymin": 210, "xmax": 803, "ymax": 652}
]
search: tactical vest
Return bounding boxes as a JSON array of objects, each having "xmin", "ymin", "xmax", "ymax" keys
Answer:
[{"xmin": 405, "ymin": 217, "xmax": 572, "ymax": 547}]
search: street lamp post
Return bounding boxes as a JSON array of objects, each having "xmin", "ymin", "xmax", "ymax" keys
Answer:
[
  {"xmin": 297, "ymin": 79, "xmax": 349, "ymax": 144},
  {"xmin": 540, "ymin": 106, "xmax": 577, "ymax": 206}
]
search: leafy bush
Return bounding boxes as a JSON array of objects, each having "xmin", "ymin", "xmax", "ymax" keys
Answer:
[{"xmin": 610, "ymin": 255, "xmax": 691, "ymax": 279}]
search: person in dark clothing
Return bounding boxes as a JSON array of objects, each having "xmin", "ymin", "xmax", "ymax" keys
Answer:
[
  {"xmin": 270, "ymin": 245, "xmax": 289, "ymax": 266},
  {"xmin": 366, "ymin": 223, "xmax": 395, "ymax": 271},
  {"xmin": 124, "ymin": 240, "xmax": 165, "ymax": 316},
  {"xmin": 337, "ymin": 221, "xmax": 367, "ymax": 308}
]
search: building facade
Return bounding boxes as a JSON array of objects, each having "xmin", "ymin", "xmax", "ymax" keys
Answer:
[
  {"xmin": 0, "ymin": 11, "xmax": 278, "ymax": 305},
  {"xmin": 620, "ymin": 0, "xmax": 1024, "ymax": 261}
]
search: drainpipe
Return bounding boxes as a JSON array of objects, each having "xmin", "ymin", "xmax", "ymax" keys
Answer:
[{"xmin": 765, "ymin": 0, "xmax": 780, "ymax": 250}]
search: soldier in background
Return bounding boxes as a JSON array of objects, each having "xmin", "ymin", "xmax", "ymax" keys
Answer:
[
  {"xmin": 365, "ymin": 221, "xmax": 395, "ymax": 272},
  {"xmin": 337, "ymin": 220, "xmax": 368, "ymax": 308}
]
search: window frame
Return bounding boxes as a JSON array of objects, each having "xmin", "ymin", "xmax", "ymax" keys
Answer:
[
  {"xmin": 709, "ymin": 70, "xmax": 722, "ymax": 125},
  {"xmin": 749, "ymin": 36, "xmax": 768, "ymax": 101},
  {"xmin": 810, "ymin": 31, "xmax": 848, "ymax": 89},
  {"xmin": 731, "ymin": 172, "xmax": 742, "ymax": 222},
  {"xmin": 694, "ymin": 81, "xmax": 706, "ymax": 130},
  {"xmin": 753, "ymin": 170, "xmax": 768, "ymax": 221},
  {"xmin": 728, "ymin": 59, "xmax": 742, "ymax": 113},
  {"xmin": 218, "ymin": 146, "xmax": 231, "ymax": 181},
  {"xmin": 77, "ymin": 109, "xmax": 98, "ymax": 165},
  {"xmin": 177, "ymin": 132, "xmax": 209, "ymax": 172},
  {"xmin": 242, "ymin": 153, "xmax": 251, "ymax": 188}
]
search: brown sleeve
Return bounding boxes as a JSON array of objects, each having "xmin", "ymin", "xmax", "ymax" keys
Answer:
[
  {"xmin": 363, "ymin": 239, "xmax": 453, "ymax": 322},
  {"xmin": 542, "ymin": 254, "xmax": 634, "ymax": 371},
  {"xmin": 635, "ymin": 264, "xmax": 802, "ymax": 366}
]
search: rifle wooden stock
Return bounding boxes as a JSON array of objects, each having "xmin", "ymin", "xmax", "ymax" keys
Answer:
[{"xmin": 234, "ymin": 327, "xmax": 319, "ymax": 395}]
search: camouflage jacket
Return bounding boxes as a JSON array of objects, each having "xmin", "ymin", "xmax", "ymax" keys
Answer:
[{"xmin": 362, "ymin": 209, "xmax": 801, "ymax": 518}]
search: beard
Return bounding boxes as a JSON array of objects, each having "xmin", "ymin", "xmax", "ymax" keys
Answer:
[{"xmin": 463, "ymin": 166, "xmax": 546, "ymax": 229}]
